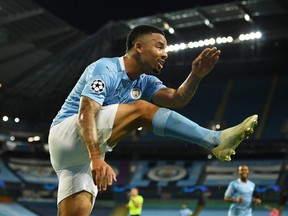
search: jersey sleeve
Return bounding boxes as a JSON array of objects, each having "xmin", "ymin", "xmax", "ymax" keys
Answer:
[
  {"xmin": 81, "ymin": 60, "xmax": 113, "ymax": 105},
  {"xmin": 225, "ymin": 181, "xmax": 235, "ymax": 198},
  {"xmin": 142, "ymin": 75, "xmax": 166, "ymax": 102}
]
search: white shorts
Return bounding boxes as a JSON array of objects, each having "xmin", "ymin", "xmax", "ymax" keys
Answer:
[{"xmin": 48, "ymin": 104, "xmax": 118, "ymax": 205}]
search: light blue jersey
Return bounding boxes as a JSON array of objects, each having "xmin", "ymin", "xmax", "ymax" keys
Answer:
[
  {"xmin": 51, "ymin": 56, "xmax": 166, "ymax": 127},
  {"xmin": 178, "ymin": 208, "xmax": 193, "ymax": 216},
  {"xmin": 225, "ymin": 179, "xmax": 256, "ymax": 216}
]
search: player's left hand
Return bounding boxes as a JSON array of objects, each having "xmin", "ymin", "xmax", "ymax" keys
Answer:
[{"xmin": 191, "ymin": 47, "xmax": 221, "ymax": 78}]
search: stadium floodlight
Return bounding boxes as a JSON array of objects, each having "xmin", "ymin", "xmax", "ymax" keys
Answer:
[{"xmin": 167, "ymin": 31, "xmax": 261, "ymax": 53}]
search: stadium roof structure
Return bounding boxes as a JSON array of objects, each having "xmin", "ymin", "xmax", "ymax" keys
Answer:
[{"xmin": 0, "ymin": 0, "xmax": 287, "ymax": 130}]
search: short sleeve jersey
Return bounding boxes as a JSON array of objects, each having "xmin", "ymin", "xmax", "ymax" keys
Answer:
[
  {"xmin": 225, "ymin": 179, "xmax": 256, "ymax": 216},
  {"xmin": 178, "ymin": 208, "xmax": 193, "ymax": 216},
  {"xmin": 51, "ymin": 56, "xmax": 166, "ymax": 127}
]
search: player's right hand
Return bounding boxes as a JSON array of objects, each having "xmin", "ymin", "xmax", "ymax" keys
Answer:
[{"xmin": 90, "ymin": 158, "xmax": 117, "ymax": 191}]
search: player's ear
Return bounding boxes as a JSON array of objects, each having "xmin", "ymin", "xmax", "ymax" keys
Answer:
[{"xmin": 135, "ymin": 41, "xmax": 144, "ymax": 53}]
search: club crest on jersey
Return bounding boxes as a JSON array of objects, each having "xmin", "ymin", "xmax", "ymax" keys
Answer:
[
  {"xmin": 130, "ymin": 87, "xmax": 142, "ymax": 100},
  {"xmin": 90, "ymin": 79, "xmax": 105, "ymax": 93}
]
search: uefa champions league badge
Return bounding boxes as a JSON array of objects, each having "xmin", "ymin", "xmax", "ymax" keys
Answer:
[
  {"xmin": 130, "ymin": 87, "xmax": 142, "ymax": 100},
  {"xmin": 90, "ymin": 79, "xmax": 105, "ymax": 93}
]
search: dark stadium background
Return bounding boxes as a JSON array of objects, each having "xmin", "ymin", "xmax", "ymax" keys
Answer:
[{"xmin": 0, "ymin": 0, "xmax": 287, "ymax": 215}]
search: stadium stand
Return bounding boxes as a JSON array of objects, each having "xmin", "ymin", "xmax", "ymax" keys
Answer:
[{"xmin": 0, "ymin": 0, "xmax": 288, "ymax": 215}]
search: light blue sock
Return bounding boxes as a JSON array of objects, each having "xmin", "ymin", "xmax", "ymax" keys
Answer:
[{"xmin": 152, "ymin": 108, "xmax": 220, "ymax": 150}]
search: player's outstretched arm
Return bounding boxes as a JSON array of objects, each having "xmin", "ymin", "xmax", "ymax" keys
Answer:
[{"xmin": 152, "ymin": 47, "xmax": 221, "ymax": 108}]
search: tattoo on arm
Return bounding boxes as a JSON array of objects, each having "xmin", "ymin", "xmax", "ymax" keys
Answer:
[
  {"xmin": 178, "ymin": 74, "xmax": 201, "ymax": 102},
  {"xmin": 77, "ymin": 96, "xmax": 102, "ymax": 159}
]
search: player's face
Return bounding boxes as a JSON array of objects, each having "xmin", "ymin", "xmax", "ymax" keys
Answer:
[
  {"xmin": 130, "ymin": 188, "xmax": 138, "ymax": 196},
  {"xmin": 139, "ymin": 33, "xmax": 168, "ymax": 75},
  {"xmin": 238, "ymin": 165, "xmax": 249, "ymax": 180}
]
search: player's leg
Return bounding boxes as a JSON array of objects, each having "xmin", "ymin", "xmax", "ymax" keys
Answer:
[
  {"xmin": 57, "ymin": 191, "xmax": 92, "ymax": 216},
  {"xmin": 108, "ymin": 100, "xmax": 159, "ymax": 144},
  {"xmin": 109, "ymin": 101, "xmax": 219, "ymax": 149},
  {"xmin": 108, "ymin": 100, "xmax": 258, "ymax": 161},
  {"xmin": 49, "ymin": 115, "xmax": 97, "ymax": 216}
]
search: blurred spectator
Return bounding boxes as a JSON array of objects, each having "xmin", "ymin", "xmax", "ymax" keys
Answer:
[
  {"xmin": 264, "ymin": 205, "xmax": 279, "ymax": 216},
  {"xmin": 192, "ymin": 188, "xmax": 211, "ymax": 216},
  {"xmin": 278, "ymin": 188, "xmax": 287, "ymax": 215},
  {"xmin": 126, "ymin": 187, "xmax": 144, "ymax": 216},
  {"xmin": 178, "ymin": 203, "xmax": 193, "ymax": 216}
]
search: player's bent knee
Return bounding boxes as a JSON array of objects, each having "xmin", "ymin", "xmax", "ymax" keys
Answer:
[{"xmin": 134, "ymin": 100, "xmax": 159, "ymax": 114}]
